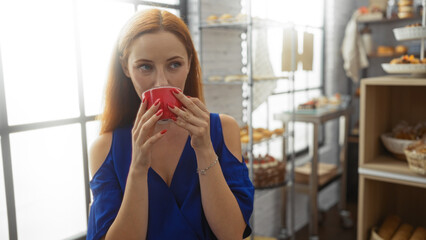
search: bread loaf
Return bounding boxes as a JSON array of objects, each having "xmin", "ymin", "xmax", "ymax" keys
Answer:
[
  {"xmin": 391, "ymin": 223, "xmax": 414, "ymax": 240},
  {"xmin": 409, "ymin": 227, "xmax": 426, "ymax": 240},
  {"xmin": 378, "ymin": 215, "xmax": 401, "ymax": 240}
]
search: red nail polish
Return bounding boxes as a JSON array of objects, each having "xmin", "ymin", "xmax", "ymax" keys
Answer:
[
  {"xmin": 168, "ymin": 103, "xmax": 175, "ymax": 109},
  {"xmin": 186, "ymin": 95, "xmax": 191, "ymax": 98},
  {"xmin": 154, "ymin": 99, "xmax": 161, "ymax": 106},
  {"xmin": 160, "ymin": 129, "xmax": 167, "ymax": 135},
  {"xmin": 172, "ymin": 88, "xmax": 180, "ymax": 94},
  {"xmin": 156, "ymin": 109, "xmax": 163, "ymax": 116},
  {"xmin": 171, "ymin": 116, "xmax": 177, "ymax": 122},
  {"xmin": 178, "ymin": 88, "xmax": 182, "ymax": 92},
  {"xmin": 142, "ymin": 97, "xmax": 147, "ymax": 104}
]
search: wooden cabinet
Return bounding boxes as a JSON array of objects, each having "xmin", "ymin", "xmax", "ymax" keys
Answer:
[{"xmin": 357, "ymin": 76, "xmax": 426, "ymax": 240}]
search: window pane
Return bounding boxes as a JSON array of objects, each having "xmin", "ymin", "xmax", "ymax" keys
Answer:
[
  {"xmin": 252, "ymin": 0, "xmax": 324, "ymax": 27},
  {"xmin": 0, "ymin": 0, "xmax": 80, "ymax": 125},
  {"xmin": 10, "ymin": 124, "xmax": 86, "ymax": 240},
  {"xmin": 77, "ymin": 0, "xmax": 135, "ymax": 116},
  {"xmin": 86, "ymin": 121, "xmax": 101, "ymax": 158},
  {"xmin": 137, "ymin": 5, "xmax": 180, "ymax": 17},
  {"xmin": 0, "ymin": 139, "xmax": 9, "ymax": 240}
]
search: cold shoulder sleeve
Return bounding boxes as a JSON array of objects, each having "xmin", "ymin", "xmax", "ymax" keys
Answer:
[
  {"xmin": 210, "ymin": 113, "xmax": 255, "ymax": 238},
  {"xmin": 86, "ymin": 144, "xmax": 123, "ymax": 240}
]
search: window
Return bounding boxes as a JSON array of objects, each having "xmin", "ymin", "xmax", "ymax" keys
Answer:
[
  {"xmin": 0, "ymin": 0, "xmax": 184, "ymax": 239},
  {"xmin": 251, "ymin": 0, "xmax": 325, "ymax": 157}
]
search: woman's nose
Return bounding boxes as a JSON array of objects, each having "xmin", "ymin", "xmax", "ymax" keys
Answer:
[{"xmin": 154, "ymin": 68, "xmax": 168, "ymax": 86}]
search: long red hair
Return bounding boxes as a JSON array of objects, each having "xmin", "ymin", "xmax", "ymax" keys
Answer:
[{"xmin": 99, "ymin": 9, "xmax": 203, "ymax": 134}]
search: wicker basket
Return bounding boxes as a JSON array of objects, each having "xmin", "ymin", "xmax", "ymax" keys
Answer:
[
  {"xmin": 381, "ymin": 133, "xmax": 417, "ymax": 161},
  {"xmin": 404, "ymin": 141, "xmax": 426, "ymax": 175}
]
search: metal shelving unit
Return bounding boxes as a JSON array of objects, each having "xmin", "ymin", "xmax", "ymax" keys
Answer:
[{"xmin": 196, "ymin": 0, "xmax": 297, "ymax": 239}]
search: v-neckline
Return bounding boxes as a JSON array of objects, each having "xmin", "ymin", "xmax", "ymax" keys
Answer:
[{"xmin": 150, "ymin": 135, "xmax": 190, "ymax": 188}]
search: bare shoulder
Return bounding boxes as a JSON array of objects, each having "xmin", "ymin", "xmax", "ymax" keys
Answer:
[
  {"xmin": 89, "ymin": 132, "xmax": 113, "ymax": 178},
  {"xmin": 219, "ymin": 114, "xmax": 242, "ymax": 162}
]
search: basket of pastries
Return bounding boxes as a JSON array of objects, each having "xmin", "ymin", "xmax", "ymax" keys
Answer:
[
  {"xmin": 381, "ymin": 121, "xmax": 426, "ymax": 161},
  {"xmin": 382, "ymin": 55, "xmax": 426, "ymax": 74},
  {"xmin": 371, "ymin": 215, "xmax": 426, "ymax": 240},
  {"xmin": 244, "ymin": 154, "xmax": 286, "ymax": 189},
  {"xmin": 404, "ymin": 139, "xmax": 426, "ymax": 175},
  {"xmin": 393, "ymin": 22, "xmax": 426, "ymax": 41}
]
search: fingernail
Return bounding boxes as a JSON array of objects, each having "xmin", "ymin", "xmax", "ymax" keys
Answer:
[
  {"xmin": 142, "ymin": 97, "xmax": 147, "ymax": 104},
  {"xmin": 156, "ymin": 109, "xmax": 163, "ymax": 116},
  {"xmin": 171, "ymin": 116, "xmax": 177, "ymax": 122},
  {"xmin": 172, "ymin": 88, "xmax": 180, "ymax": 94},
  {"xmin": 168, "ymin": 103, "xmax": 175, "ymax": 109},
  {"xmin": 186, "ymin": 95, "xmax": 191, "ymax": 98},
  {"xmin": 161, "ymin": 129, "xmax": 167, "ymax": 135},
  {"xmin": 154, "ymin": 99, "xmax": 161, "ymax": 106},
  {"xmin": 178, "ymin": 88, "xmax": 182, "ymax": 92}
]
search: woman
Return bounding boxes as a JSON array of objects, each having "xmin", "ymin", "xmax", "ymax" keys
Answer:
[{"xmin": 87, "ymin": 9, "xmax": 254, "ymax": 240}]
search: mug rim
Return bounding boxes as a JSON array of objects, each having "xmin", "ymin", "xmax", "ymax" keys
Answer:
[{"xmin": 142, "ymin": 86, "xmax": 181, "ymax": 95}]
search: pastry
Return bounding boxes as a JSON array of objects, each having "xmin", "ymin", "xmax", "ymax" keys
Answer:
[
  {"xmin": 399, "ymin": 6, "xmax": 414, "ymax": 12},
  {"xmin": 240, "ymin": 132, "xmax": 263, "ymax": 143},
  {"xmin": 391, "ymin": 223, "xmax": 414, "ymax": 240},
  {"xmin": 219, "ymin": 13, "xmax": 233, "ymax": 23},
  {"xmin": 398, "ymin": 0, "xmax": 413, "ymax": 6},
  {"xmin": 240, "ymin": 135, "xmax": 249, "ymax": 143},
  {"xmin": 395, "ymin": 45, "xmax": 408, "ymax": 54},
  {"xmin": 273, "ymin": 128, "xmax": 285, "ymax": 135},
  {"xmin": 253, "ymin": 132, "xmax": 263, "ymax": 142},
  {"xmin": 206, "ymin": 15, "xmax": 218, "ymax": 24},
  {"xmin": 398, "ymin": 12, "xmax": 414, "ymax": 18},
  {"xmin": 409, "ymin": 227, "xmax": 426, "ymax": 240},
  {"xmin": 224, "ymin": 74, "xmax": 247, "ymax": 82},
  {"xmin": 377, "ymin": 46, "xmax": 395, "ymax": 56},
  {"xmin": 390, "ymin": 55, "xmax": 421, "ymax": 64},
  {"xmin": 208, "ymin": 75, "xmax": 222, "ymax": 81},
  {"xmin": 406, "ymin": 23, "xmax": 422, "ymax": 27},
  {"xmin": 378, "ymin": 215, "xmax": 401, "ymax": 240},
  {"xmin": 298, "ymin": 100, "xmax": 317, "ymax": 109}
]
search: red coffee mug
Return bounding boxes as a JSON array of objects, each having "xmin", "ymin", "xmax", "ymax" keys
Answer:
[{"xmin": 142, "ymin": 86, "xmax": 183, "ymax": 120}]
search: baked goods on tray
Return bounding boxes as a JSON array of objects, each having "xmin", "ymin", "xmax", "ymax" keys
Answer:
[{"xmin": 240, "ymin": 126, "xmax": 285, "ymax": 143}]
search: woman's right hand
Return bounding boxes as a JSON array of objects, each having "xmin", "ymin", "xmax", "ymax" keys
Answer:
[{"xmin": 131, "ymin": 98, "xmax": 165, "ymax": 173}]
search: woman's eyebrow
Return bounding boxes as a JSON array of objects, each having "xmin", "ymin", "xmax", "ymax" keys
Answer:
[
  {"xmin": 167, "ymin": 56, "xmax": 184, "ymax": 61},
  {"xmin": 134, "ymin": 58, "xmax": 153, "ymax": 64}
]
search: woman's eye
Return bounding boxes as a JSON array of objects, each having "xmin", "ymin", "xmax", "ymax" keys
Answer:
[
  {"xmin": 139, "ymin": 64, "xmax": 152, "ymax": 71},
  {"xmin": 170, "ymin": 62, "xmax": 182, "ymax": 69}
]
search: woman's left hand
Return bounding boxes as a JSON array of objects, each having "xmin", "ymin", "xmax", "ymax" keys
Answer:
[{"xmin": 168, "ymin": 89, "xmax": 212, "ymax": 151}]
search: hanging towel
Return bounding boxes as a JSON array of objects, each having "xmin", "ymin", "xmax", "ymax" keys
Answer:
[{"xmin": 341, "ymin": 11, "xmax": 369, "ymax": 83}]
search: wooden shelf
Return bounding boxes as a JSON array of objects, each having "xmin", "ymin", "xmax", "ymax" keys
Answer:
[
  {"xmin": 358, "ymin": 76, "xmax": 426, "ymax": 240},
  {"xmin": 367, "ymin": 53, "xmax": 405, "ymax": 58},
  {"xmin": 359, "ymin": 155, "xmax": 426, "ymax": 188}
]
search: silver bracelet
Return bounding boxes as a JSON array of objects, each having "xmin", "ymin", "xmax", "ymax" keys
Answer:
[{"xmin": 197, "ymin": 156, "xmax": 218, "ymax": 175}]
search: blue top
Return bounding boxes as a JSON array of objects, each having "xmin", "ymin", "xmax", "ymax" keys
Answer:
[{"xmin": 87, "ymin": 113, "xmax": 254, "ymax": 240}]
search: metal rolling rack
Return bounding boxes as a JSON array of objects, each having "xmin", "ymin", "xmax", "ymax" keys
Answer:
[
  {"xmin": 274, "ymin": 105, "xmax": 353, "ymax": 240},
  {"xmin": 196, "ymin": 0, "xmax": 297, "ymax": 239}
]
